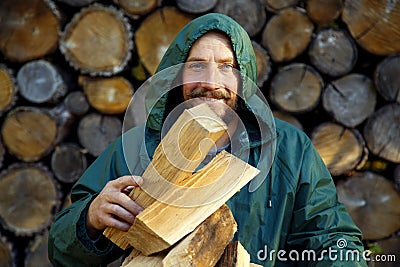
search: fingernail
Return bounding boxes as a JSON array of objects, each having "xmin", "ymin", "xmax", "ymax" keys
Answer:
[{"xmin": 134, "ymin": 176, "xmax": 143, "ymax": 185}]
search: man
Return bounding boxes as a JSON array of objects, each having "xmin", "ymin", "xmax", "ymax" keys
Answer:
[{"xmin": 48, "ymin": 13, "xmax": 366, "ymax": 266}]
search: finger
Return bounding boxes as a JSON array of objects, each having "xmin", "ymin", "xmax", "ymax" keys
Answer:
[
  {"xmin": 107, "ymin": 204, "xmax": 136, "ymax": 225},
  {"xmin": 102, "ymin": 215, "xmax": 132, "ymax": 232},
  {"xmin": 111, "ymin": 175, "xmax": 143, "ymax": 190},
  {"xmin": 114, "ymin": 193, "xmax": 144, "ymax": 216}
]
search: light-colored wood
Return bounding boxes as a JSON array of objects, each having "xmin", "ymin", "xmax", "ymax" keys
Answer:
[
  {"xmin": 162, "ymin": 204, "xmax": 237, "ymax": 266},
  {"xmin": 374, "ymin": 54, "xmax": 400, "ymax": 104},
  {"xmin": 342, "ymin": 0, "xmax": 400, "ymax": 55},
  {"xmin": 121, "ymin": 249, "xmax": 164, "ymax": 267},
  {"xmin": 216, "ymin": 241, "xmax": 250, "ymax": 267},
  {"xmin": 263, "ymin": 0, "xmax": 299, "ymax": 12},
  {"xmin": 114, "ymin": 0, "xmax": 158, "ymax": 18},
  {"xmin": 214, "ymin": 0, "xmax": 266, "ymax": 37},
  {"xmin": 0, "ymin": 65, "xmax": 18, "ymax": 115},
  {"xmin": 336, "ymin": 172, "xmax": 400, "ymax": 240},
  {"xmin": 0, "ymin": 0, "xmax": 60, "ymax": 62},
  {"xmin": 104, "ymin": 104, "xmax": 228, "ymax": 249},
  {"xmin": 60, "ymin": 4, "xmax": 132, "ymax": 75},
  {"xmin": 79, "ymin": 76, "xmax": 133, "ymax": 114},
  {"xmin": 126, "ymin": 150, "xmax": 259, "ymax": 255},
  {"xmin": 311, "ymin": 122, "xmax": 367, "ymax": 176},
  {"xmin": 308, "ymin": 28, "xmax": 357, "ymax": 77},
  {"xmin": 262, "ymin": 8, "xmax": 314, "ymax": 62},
  {"xmin": 306, "ymin": 0, "xmax": 343, "ymax": 25},
  {"xmin": 135, "ymin": 7, "xmax": 192, "ymax": 74},
  {"xmin": 323, "ymin": 74, "xmax": 376, "ymax": 128},
  {"xmin": 252, "ymin": 41, "xmax": 271, "ymax": 88}
]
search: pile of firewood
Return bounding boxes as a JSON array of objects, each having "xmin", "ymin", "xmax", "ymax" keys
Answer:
[{"xmin": 0, "ymin": 0, "xmax": 399, "ymax": 266}]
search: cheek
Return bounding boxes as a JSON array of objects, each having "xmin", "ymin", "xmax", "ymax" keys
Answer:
[{"xmin": 182, "ymin": 83, "xmax": 195, "ymax": 100}]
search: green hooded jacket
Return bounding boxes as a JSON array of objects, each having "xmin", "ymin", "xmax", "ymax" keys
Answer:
[{"xmin": 48, "ymin": 13, "xmax": 367, "ymax": 267}]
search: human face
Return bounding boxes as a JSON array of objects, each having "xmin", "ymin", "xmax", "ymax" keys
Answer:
[{"xmin": 182, "ymin": 32, "xmax": 240, "ymax": 121}]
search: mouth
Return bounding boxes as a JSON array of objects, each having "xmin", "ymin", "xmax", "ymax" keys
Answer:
[{"xmin": 186, "ymin": 89, "xmax": 231, "ymax": 101}]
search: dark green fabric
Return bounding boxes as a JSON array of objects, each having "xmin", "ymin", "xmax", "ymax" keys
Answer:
[{"xmin": 48, "ymin": 13, "xmax": 367, "ymax": 266}]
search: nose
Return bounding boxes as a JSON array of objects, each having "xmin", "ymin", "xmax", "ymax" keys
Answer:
[{"xmin": 200, "ymin": 64, "xmax": 220, "ymax": 90}]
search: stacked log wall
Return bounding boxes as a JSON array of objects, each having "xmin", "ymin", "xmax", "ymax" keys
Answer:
[{"xmin": 0, "ymin": 0, "xmax": 399, "ymax": 266}]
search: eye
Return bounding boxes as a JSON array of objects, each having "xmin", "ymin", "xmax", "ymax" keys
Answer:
[
  {"xmin": 219, "ymin": 63, "xmax": 234, "ymax": 71},
  {"xmin": 188, "ymin": 62, "xmax": 206, "ymax": 70}
]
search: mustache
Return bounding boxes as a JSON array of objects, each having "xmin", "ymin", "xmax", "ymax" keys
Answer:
[{"xmin": 186, "ymin": 88, "xmax": 231, "ymax": 99}]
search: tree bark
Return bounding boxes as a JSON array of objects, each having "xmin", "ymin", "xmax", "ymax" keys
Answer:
[{"xmin": 0, "ymin": 64, "xmax": 18, "ymax": 116}]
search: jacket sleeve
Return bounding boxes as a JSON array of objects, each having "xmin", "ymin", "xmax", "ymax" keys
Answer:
[
  {"xmin": 286, "ymin": 139, "xmax": 368, "ymax": 267},
  {"xmin": 48, "ymin": 136, "xmax": 132, "ymax": 267}
]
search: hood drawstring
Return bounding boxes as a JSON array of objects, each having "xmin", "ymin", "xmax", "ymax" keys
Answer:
[{"xmin": 267, "ymin": 167, "xmax": 273, "ymax": 208}]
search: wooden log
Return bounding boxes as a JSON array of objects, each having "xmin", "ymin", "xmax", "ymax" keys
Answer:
[
  {"xmin": 77, "ymin": 113, "xmax": 122, "ymax": 157},
  {"xmin": 252, "ymin": 41, "xmax": 271, "ymax": 88},
  {"xmin": 25, "ymin": 230, "xmax": 52, "ymax": 267},
  {"xmin": 1, "ymin": 107, "xmax": 58, "ymax": 162},
  {"xmin": 0, "ymin": 0, "xmax": 60, "ymax": 62},
  {"xmin": 272, "ymin": 110, "xmax": 303, "ymax": 130},
  {"xmin": 0, "ymin": 234, "xmax": 15, "ymax": 267},
  {"xmin": 322, "ymin": 73, "xmax": 377, "ymax": 128},
  {"xmin": 55, "ymin": 0, "xmax": 97, "ymax": 7},
  {"xmin": 126, "ymin": 150, "xmax": 259, "ymax": 255},
  {"xmin": 121, "ymin": 250, "xmax": 165, "ymax": 267},
  {"xmin": 162, "ymin": 204, "xmax": 237, "ymax": 266},
  {"xmin": 60, "ymin": 4, "xmax": 133, "ymax": 76},
  {"xmin": 64, "ymin": 91, "xmax": 90, "ymax": 116},
  {"xmin": 269, "ymin": 63, "xmax": 323, "ymax": 113},
  {"xmin": 215, "ymin": 241, "xmax": 250, "ymax": 267},
  {"xmin": 374, "ymin": 54, "xmax": 400, "ymax": 104},
  {"xmin": 263, "ymin": 0, "xmax": 300, "ymax": 13},
  {"xmin": 176, "ymin": 0, "xmax": 218, "ymax": 14},
  {"xmin": 305, "ymin": 0, "xmax": 344, "ymax": 25},
  {"xmin": 308, "ymin": 28, "xmax": 358, "ymax": 77},
  {"xmin": 0, "ymin": 164, "xmax": 60, "ymax": 236},
  {"xmin": 79, "ymin": 76, "xmax": 134, "ymax": 114},
  {"xmin": 342, "ymin": 0, "xmax": 400, "ymax": 55},
  {"xmin": 214, "ymin": 0, "xmax": 266, "ymax": 37},
  {"xmin": 261, "ymin": 8, "xmax": 314, "ymax": 62},
  {"xmin": 103, "ymin": 103, "xmax": 228, "ymax": 249},
  {"xmin": 0, "ymin": 64, "xmax": 18, "ymax": 116},
  {"xmin": 135, "ymin": 6, "xmax": 192, "ymax": 75},
  {"xmin": 113, "ymin": 0, "xmax": 158, "ymax": 18},
  {"xmin": 311, "ymin": 122, "xmax": 367, "ymax": 176},
  {"xmin": 336, "ymin": 172, "xmax": 400, "ymax": 240},
  {"xmin": 51, "ymin": 143, "xmax": 87, "ymax": 184},
  {"xmin": 16, "ymin": 60, "xmax": 67, "ymax": 104},
  {"xmin": 363, "ymin": 104, "xmax": 400, "ymax": 163},
  {"xmin": 373, "ymin": 236, "xmax": 400, "ymax": 267}
]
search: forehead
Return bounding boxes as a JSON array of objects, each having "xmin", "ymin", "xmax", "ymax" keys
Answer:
[{"xmin": 188, "ymin": 32, "xmax": 234, "ymax": 57}]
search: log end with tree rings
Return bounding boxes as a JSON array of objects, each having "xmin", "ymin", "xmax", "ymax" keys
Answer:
[
  {"xmin": 135, "ymin": 7, "xmax": 193, "ymax": 75},
  {"xmin": 311, "ymin": 122, "xmax": 367, "ymax": 176},
  {"xmin": 0, "ymin": 64, "xmax": 18, "ymax": 116},
  {"xmin": 0, "ymin": 0, "xmax": 60, "ymax": 63},
  {"xmin": 51, "ymin": 143, "xmax": 87, "ymax": 184},
  {"xmin": 336, "ymin": 172, "xmax": 400, "ymax": 240},
  {"xmin": 114, "ymin": 0, "xmax": 158, "ymax": 18},
  {"xmin": 0, "ymin": 164, "xmax": 60, "ymax": 236},
  {"xmin": 323, "ymin": 73, "xmax": 377, "ymax": 128},
  {"xmin": 54, "ymin": 0, "xmax": 97, "ymax": 7},
  {"xmin": 374, "ymin": 54, "xmax": 400, "ymax": 104},
  {"xmin": 272, "ymin": 110, "xmax": 303, "ymax": 130},
  {"xmin": 64, "ymin": 91, "xmax": 90, "ymax": 116},
  {"xmin": 342, "ymin": 0, "xmax": 400, "ymax": 55},
  {"xmin": 364, "ymin": 104, "xmax": 400, "ymax": 164},
  {"xmin": 269, "ymin": 63, "xmax": 323, "ymax": 114},
  {"xmin": 1, "ymin": 107, "xmax": 58, "ymax": 162},
  {"xmin": 78, "ymin": 113, "xmax": 122, "ymax": 157},
  {"xmin": 308, "ymin": 28, "xmax": 358, "ymax": 77},
  {"xmin": 262, "ymin": 8, "xmax": 314, "ymax": 62},
  {"xmin": 252, "ymin": 41, "xmax": 271, "ymax": 88},
  {"xmin": 263, "ymin": 0, "xmax": 300, "ymax": 13},
  {"xmin": 79, "ymin": 76, "xmax": 134, "ymax": 114},
  {"xmin": 17, "ymin": 60, "xmax": 67, "ymax": 104},
  {"xmin": 176, "ymin": 0, "xmax": 218, "ymax": 14},
  {"xmin": 60, "ymin": 4, "xmax": 133, "ymax": 76},
  {"xmin": 0, "ymin": 234, "xmax": 15, "ymax": 267},
  {"xmin": 214, "ymin": 0, "xmax": 266, "ymax": 37},
  {"xmin": 305, "ymin": 0, "xmax": 344, "ymax": 25}
]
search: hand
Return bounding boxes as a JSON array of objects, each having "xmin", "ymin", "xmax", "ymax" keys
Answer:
[{"xmin": 86, "ymin": 175, "xmax": 144, "ymax": 239}]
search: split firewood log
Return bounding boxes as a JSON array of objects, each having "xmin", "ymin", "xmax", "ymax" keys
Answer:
[
  {"xmin": 215, "ymin": 241, "xmax": 250, "ymax": 266},
  {"xmin": 77, "ymin": 113, "xmax": 122, "ymax": 156},
  {"xmin": 79, "ymin": 75, "xmax": 134, "ymax": 114},
  {"xmin": 261, "ymin": 8, "xmax": 314, "ymax": 62},
  {"xmin": 0, "ymin": 64, "xmax": 18, "ymax": 116},
  {"xmin": 135, "ymin": 6, "xmax": 192, "ymax": 75},
  {"xmin": 16, "ymin": 60, "xmax": 67, "ymax": 104},
  {"xmin": 176, "ymin": 0, "xmax": 217, "ymax": 14},
  {"xmin": 311, "ymin": 122, "xmax": 367, "ymax": 176},
  {"xmin": 0, "ymin": 234, "xmax": 15, "ymax": 267},
  {"xmin": 252, "ymin": 41, "xmax": 271, "ymax": 88},
  {"xmin": 363, "ymin": 104, "xmax": 400, "ymax": 163},
  {"xmin": 305, "ymin": 0, "xmax": 343, "ymax": 25},
  {"xmin": 0, "ymin": 0, "xmax": 60, "ymax": 62},
  {"xmin": 60, "ymin": 4, "xmax": 133, "ymax": 76},
  {"xmin": 374, "ymin": 54, "xmax": 400, "ymax": 104},
  {"xmin": 308, "ymin": 28, "xmax": 358, "ymax": 77},
  {"xmin": 342, "ymin": 0, "xmax": 400, "ymax": 55},
  {"xmin": 336, "ymin": 172, "xmax": 400, "ymax": 240},
  {"xmin": 263, "ymin": 0, "xmax": 300, "ymax": 13},
  {"xmin": 214, "ymin": 0, "xmax": 266, "ymax": 37},
  {"xmin": 322, "ymin": 73, "xmax": 377, "ymax": 128},
  {"xmin": 269, "ymin": 63, "xmax": 323, "ymax": 113},
  {"xmin": 0, "ymin": 164, "xmax": 60, "ymax": 236},
  {"xmin": 25, "ymin": 230, "xmax": 52, "ymax": 267},
  {"xmin": 113, "ymin": 0, "xmax": 158, "ymax": 19}
]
